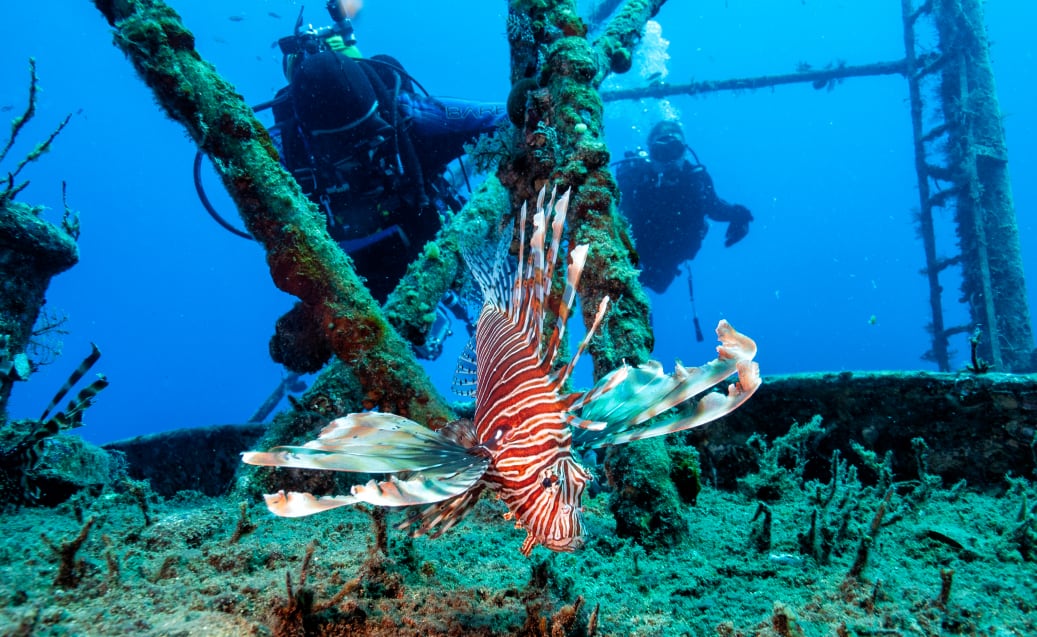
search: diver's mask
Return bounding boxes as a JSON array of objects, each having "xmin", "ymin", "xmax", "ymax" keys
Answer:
[{"xmin": 648, "ymin": 133, "xmax": 686, "ymax": 163}]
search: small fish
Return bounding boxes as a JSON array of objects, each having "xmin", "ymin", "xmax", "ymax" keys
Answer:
[
  {"xmin": 243, "ymin": 187, "xmax": 761, "ymax": 555},
  {"xmin": 228, "ymin": 14, "xmax": 245, "ymax": 22},
  {"xmin": 268, "ymin": 11, "xmax": 282, "ymax": 19}
]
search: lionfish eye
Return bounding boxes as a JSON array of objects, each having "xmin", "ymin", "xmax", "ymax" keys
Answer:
[{"xmin": 541, "ymin": 477, "xmax": 553, "ymax": 489}]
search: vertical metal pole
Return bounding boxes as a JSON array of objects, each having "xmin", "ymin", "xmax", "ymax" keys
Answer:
[
  {"xmin": 934, "ymin": 0, "xmax": 1034, "ymax": 371},
  {"xmin": 901, "ymin": 0, "xmax": 951, "ymax": 371}
]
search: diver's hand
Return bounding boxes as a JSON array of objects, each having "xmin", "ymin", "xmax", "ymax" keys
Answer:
[
  {"xmin": 725, "ymin": 207, "xmax": 752, "ymax": 247},
  {"xmin": 326, "ymin": 35, "xmax": 348, "ymax": 52}
]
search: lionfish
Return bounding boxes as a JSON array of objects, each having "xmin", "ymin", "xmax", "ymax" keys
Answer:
[
  {"xmin": 1, "ymin": 344, "xmax": 108, "ymax": 507},
  {"xmin": 242, "ymin": 187, "xmax": 761, "ymax": 556}
]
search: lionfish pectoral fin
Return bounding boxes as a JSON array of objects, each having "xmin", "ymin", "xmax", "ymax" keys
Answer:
[
  {"xmin": 350, "ymin": 454, "xmax": 490, "ymax": 506},
  {"xmin": 565, "ymin": 414, "xmax": 608, "ymax": 431},
  {"xmin": 260, "ymin": 490, "xmax": 359, "ymax": 518},
  {"xmin": 241, "ymin": 412, "xmax": 475, "ymax": 474},
  {"xmin": 590, "ymin": 359, "xmax": 761, "ymax": 446},
  {"xmin": 573, "ymin": 320, "xmax": 761, "ymax": 448}
]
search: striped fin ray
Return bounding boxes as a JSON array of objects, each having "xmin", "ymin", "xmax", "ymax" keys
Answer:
[
  {"xmin": 39, "ymin": 343, "xmax": 101, "ymax": 422},
  {"xmin": 539, "ymin": 241, "xmax": 589, "ymax": 373},
  {"xmin": 46, "ymin": 376, "xmax": 110, "ymax": 430},
  {"xmin": 396, "ymin": 484, "xmax": 487, "ymax": 539},
  {"xmin": 517, "ymin": 207, "xmax": 548, "ymax": 345},
  {"xmin": 450, "ymin": 334, "xmax": 479, "ymax": 397},
  {"xmin": 463, "ymin": 223, "xmax": 513, "ymax": 311},
  {"xmin": 555, "ymin": 295, "xmax": 610, "ymax": 391},
  {"xmin": 261, "ymin": 491, "xmax": 358, "ymax": 518},
  {"xmin": 516, "ymin": 187, "xmax": 573, "ymax": 362},
  {"xmin": 510, "ymin": 200, "xmax": 529, "ymax": 317},
  {"xmin": 572, "ymin": 320, "xmax": 762, "ymax": 448},
  {"xmin": 541, "ymin": 187, "xmax": 570, "ymax": 298}
]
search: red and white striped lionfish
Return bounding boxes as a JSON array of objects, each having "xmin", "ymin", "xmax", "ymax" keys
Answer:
[{"xmin": 243, "ymin": 187, "xmax": 761, "ymax": 556}]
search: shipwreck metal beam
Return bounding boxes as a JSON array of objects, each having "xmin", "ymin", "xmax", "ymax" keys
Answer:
[{"xmin": 601, "ymin": 58, "xmax": 910, "ymax": 102}]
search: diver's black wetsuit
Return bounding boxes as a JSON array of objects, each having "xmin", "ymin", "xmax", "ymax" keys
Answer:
[
  {"xmin": 274, "ymin": 50, "xmax": 505, "ymax": 302},
  {"xmin": 616, "ymin": 155, "xmax": 752, "ymax": 294}
]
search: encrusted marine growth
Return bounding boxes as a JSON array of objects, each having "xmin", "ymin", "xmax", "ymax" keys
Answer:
[{"xmin": 0, "ymin": 59, "xmax": 79, "ymax": 419}]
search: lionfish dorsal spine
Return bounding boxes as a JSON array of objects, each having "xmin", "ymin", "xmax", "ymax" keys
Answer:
[
  {"xmin": 542, "ymin": 241, "xmax": 585, "ymax": 371},
  {"xmin": 554, "ymin": 294, "xmax": 610, "ymax": 391},
  {"xmin": 542, "ymin": 188, "xmax": 570, "ymax": 290},
  {"xmin": 511, "ymin": 200, "xmax": 529, "ymax": 317}
]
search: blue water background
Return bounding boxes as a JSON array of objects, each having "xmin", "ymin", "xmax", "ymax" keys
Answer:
[{"xmin": 1, "ymin": 1, "xmax": 1033, "ymax": 445}]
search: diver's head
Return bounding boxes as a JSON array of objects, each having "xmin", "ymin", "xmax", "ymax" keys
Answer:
[{"xmin": 647, "ymin": 119, "xmax": 686, "ymax": 163}]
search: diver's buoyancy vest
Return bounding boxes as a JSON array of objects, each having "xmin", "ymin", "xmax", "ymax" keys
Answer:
[{"xmin": 275, "ymin": 51, "xmax": 401, "ymax": 205}]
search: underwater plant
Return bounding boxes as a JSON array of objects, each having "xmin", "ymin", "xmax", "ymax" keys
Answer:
[{"xmin": 244, "ymin": 187, "xmax": 761, "ymax": 555}]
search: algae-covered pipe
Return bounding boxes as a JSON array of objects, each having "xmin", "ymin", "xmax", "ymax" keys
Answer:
[
  {"xmin": 383, "ymin": 176, "xmax": 511, "ymax": 347},
  {"xmin": 91, "ymin": 0, "xmax": 451, "ymax": 427},
  {"xmin": 503, "ymin": 0, "xmax": 690, "ymax": 551},
  {"xmin": 507, "ymin": 0, "xmax": 664, "ymax": 374}
]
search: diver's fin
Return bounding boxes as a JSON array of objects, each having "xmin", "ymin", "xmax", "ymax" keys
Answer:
[
  {"xmin": 241, "ymin": 412, "xmax": 480, "ymax": 474},
  {"xmin": 573, "ymin": 320, "xmax": 761, "ymax": 447}
]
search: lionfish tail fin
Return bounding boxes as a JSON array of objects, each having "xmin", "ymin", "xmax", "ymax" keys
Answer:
[{"xmin": 573, "ymin": 320, "xmax": 761, "ymax": 448}]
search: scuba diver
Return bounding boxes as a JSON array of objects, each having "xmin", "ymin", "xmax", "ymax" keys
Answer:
[
  {"xmin": 615, "ymin": 119, "xmax": 753, "ymax": 295},
  {"xmin": 273, "ymin": 2, "xmax": 505, "ymax": 302},
  {"xmin": 198, "ymin": 1, "xmax": 507, "ymax": 360},
  {"xmin": 614, "ymin": 119, "xmax": 753, "ymax": 341}
]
